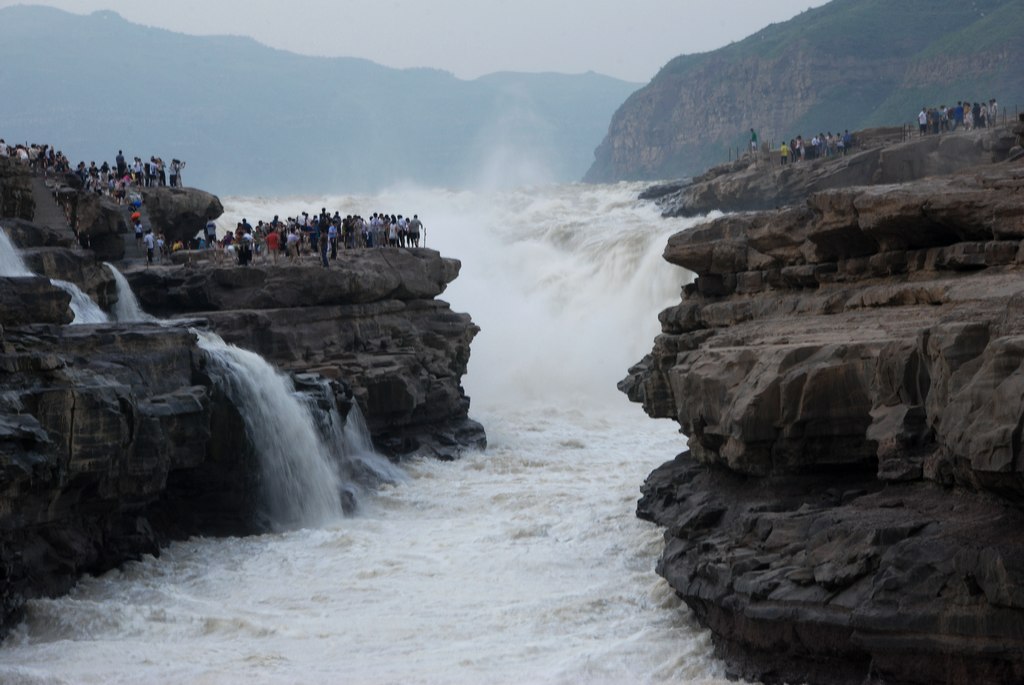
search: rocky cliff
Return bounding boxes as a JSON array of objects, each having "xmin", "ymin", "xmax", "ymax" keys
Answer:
[
  {"xmin": 648, "ymin": 125, "xmax": 1017, "ymax": 217},
  {"xmin": 123, "ymin": 251, "xmax": 484, "ymax": 458},
  {"xmin": 621, "ymin": 123, "xmax": 1024, "ymax": 682},
  {"xmin": 585, "ymin": 0, "xmax": 1024, "ymax": 184},
  {"xmin": 0, "ymin": 166, "xmax": 483, "ymax": 635}
]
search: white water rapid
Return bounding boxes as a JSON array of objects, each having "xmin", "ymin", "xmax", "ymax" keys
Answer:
[
  {"xmin": 0, "ymin": 183, "xmax": 737, "ymax": 685},
  {"xmin": 0, "ymin": 226, "xmax": 109, "ymax": 324}
]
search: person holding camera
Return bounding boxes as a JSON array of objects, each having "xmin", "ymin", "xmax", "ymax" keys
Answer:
[{"xmin": 170, "ymin": 158, "xmax": 186, "ymax": 187}]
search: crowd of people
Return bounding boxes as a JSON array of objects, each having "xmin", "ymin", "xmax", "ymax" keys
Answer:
[
  {"xmin": 184, "ymin": 210, "xmax": 428, "ymax": 269},
  {"xmin": 918, "ymin": 99, "xmax": 999, "ymax": 135},
  {"xmin": 778, "ymin": 130, "xmax": 855, "ymax": 165},
  {"xmin": 0, "ymin": 140, "xmax": 186, "ymax": 204},
  {"xmin": 77, "ymin": 150, "xmax": 186, "ymax": 198},
  {"xmin": 0, "ymin": 140, "xmax": 68, "ymax": 173}
]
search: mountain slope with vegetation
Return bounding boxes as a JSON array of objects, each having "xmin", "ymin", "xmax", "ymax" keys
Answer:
[
  {"xmin": 585, "ymin": 0, "xmax": 1024, "ymax": 183},
  {"xmin": 0, "ymin": 6, "xmax": 639, "ymax": 195}
]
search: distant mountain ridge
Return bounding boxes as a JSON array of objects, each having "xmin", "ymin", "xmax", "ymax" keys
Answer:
[
  {"xmin": 0, "ymin": 6, "xmax": 640, "ymax": 195},
  {"xmin": 584, "ymin": 0, "xmax": 1024, "ymax": 183}
]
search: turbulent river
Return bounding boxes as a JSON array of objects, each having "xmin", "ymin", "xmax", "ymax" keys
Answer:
[{"xmin": 0, "ymin": 182, "xmax": 734, "ymax": 684}]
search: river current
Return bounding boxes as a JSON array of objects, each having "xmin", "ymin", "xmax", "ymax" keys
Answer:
[{"xmin": 0, "ymin": 182, "xmax": 734, "ymax": 684}]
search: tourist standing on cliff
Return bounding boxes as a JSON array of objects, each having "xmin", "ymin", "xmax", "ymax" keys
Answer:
[
  {"xmin": 265, "ymin": 224, "xmax": 280, "ymax": 264},
  {"xmin": 749, "ymin": 128, "xmax": 758, "ymax": 156},
  {"xmin": 143, "ymin": 229, "xmax": 155, "ymax": 266},
  {"xmin": 918, "ymin": 107, "xmax": 928, "ymax": 136},
  {"xmin": 779, "ymin": 141, "xmax": 790, "ymax": 166},
  {"xmin": 170, "ymin": 159, "xmax": 184, "ymax": 187},
  {"xmin": 286, "ymin": 228, "xmax": 299, "ymax": 262},
  {"xmin": 204, "ymin": 219, "xmax": 217, "ymax": 249},
  {"xmin": 115, "ymin": 150, "xmax": 126, "ymax": 178},
  {"xmin": 319, "ymin": 228, "xmax": 329, "ymax": 268},
  {"xmin": 408, "ymin": 215, "xmax": 423, "ymax": 247}
]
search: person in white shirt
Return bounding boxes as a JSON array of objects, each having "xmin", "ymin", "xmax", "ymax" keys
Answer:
[{"xmin": 143, "ymin": 230, "xmax": 156, "ymax": 266}]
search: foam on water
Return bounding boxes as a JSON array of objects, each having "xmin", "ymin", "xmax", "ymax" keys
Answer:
[{"xmin": 0, "ymin": 183, "xmax": 740, "ymax": 684}]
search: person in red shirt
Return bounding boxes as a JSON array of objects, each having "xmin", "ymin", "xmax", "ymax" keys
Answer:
[{"xmin": 265, "ymin": 227, "xmax": 280, "ymax": 264}]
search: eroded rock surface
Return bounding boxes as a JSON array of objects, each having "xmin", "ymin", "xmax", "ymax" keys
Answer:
[
  {"xmin": 654, "ymin": 126, "xmax": 1017, "ymax": 218},
  {"xmin": 123, "ymin": 249, "xmax": 484, "ymax": 459},
  {"xmin": 623, "ymin": 155, "xmax": 1024, "ymax": 683}
]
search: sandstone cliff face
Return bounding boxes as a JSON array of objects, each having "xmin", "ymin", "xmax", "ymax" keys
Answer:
[
  {"xmin": 585, "ymin": 0, "xmax": 1024, "ymax": 184},
  {"xmin": 621, "ymin": 156, "xmax": 1024, "ymax": 683}
]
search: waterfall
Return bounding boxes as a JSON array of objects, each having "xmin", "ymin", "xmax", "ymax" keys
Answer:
[
  {"xmin": 1, "ymin": 225, "xmax": 110, "ymax": 324},
  {"xmin": 104, "ymin": 262, "xmax": 156, "ymax": 322},
  {"xmin": 303, "ymin": 376, "xmax": 405, "ymax": 489},
  {"xmin": 195, "ymin": 330, "xmax": 360, "ymax": 529},
  {"xmin": 49, "ymin": 279, "xmax": 111, "ymax": 324},
  {"xmin": 5, "ymin": 225, "xmax": 392, "ymax": 524},
  {"xmin": 0, "ymin": 226, "xmax": 34, "ymax": 277}
]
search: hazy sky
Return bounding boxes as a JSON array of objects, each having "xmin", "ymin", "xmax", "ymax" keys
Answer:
[{"xmin": 0, "ymin": 0, "xmax": 830, "ymax": 82}]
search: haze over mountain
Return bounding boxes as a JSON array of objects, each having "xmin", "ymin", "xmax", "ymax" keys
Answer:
[
  {"xmin": 585, "ymin": 0, "xmax": 1024, "ymax": 183},
  {"xmin": 0, "ymin": 5, "xmax": 640, "ymax": 195}
]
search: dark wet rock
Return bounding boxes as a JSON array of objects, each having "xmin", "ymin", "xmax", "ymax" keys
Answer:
[
  {"xmin": 68, "ymin": 191, "xmax": 130, "ymax": 261},
  {"xmin": 624, "ymin": 127, "xmax": 1024, "ymax": 683},
  {"xmin": 0, "ymin": 158, "xmax": 35, "ymax": 220},
  {"xmin": 0, "ymin": 277, "xmax": 72, "ymax": 326},
  {"xmin": 124, "ymin": 251, "xmax": 485, "ymax": 458},
  {"xmin": 140, "ymin": 186, "xmax": 223, "ymax": 245}
]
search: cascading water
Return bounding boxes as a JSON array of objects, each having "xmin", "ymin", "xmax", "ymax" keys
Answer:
[
  {"xmin": 0, "ymin": 184, "xmax": 737, "ymax": 685},
  {"xmin": 0, "ymin": 226, "xmax": 34, "ymax": 277},
  {"xmin": 296, "ymin": 375, "xmax": 405, "ymax": 492},
  {"xmin": 0, "ymin": 226, "xmax": 109, "ymax": 324},
  {"xmin": 4, "ymin": 227, "xmax": 390, "ymax": 525},
  {"xmin": 49, "ymin": 279, "xmax": 110, "ymax": 324},
  {"xmin": 104, "ymin": 262, "xmax": 157, "ymax": 323},
  {"xmin": 194, "ymin": 330, "xmax": 354, "ymax": 529}
]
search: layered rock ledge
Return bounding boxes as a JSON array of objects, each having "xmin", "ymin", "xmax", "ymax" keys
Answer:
[
  {"xmin": 649, "ymin": 125, "xmax": 1017, "ymax": 218},
  {"xmin": 124, "ymin": 251, "xmax": 484, "ymax": 458},
  {"xmin": 622, "ymin": 145, "xmax": 1024, "ymax": 682}
]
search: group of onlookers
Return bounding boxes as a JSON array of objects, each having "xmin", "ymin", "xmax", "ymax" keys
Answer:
[
  {"xmin": 0, "ymin": 139, "xmax": 186, "ymax": 205},
  {"xmin": 0, "ymin": 140, "xmax": 69, "ymax": 175},
  {"xmin": 918, "ymin": 99, "xmax": 999, "ymax": 135},
  {"xmin": 80, "ymin": 150, "xmax": 186, "ymax": 203},
  {"xmin": 779, "ymin": 130, "xmax": 854, "ymax": 166},
  {"xmin": 194, "ymin": 210, "xmax": 427, "ymax": 268}
]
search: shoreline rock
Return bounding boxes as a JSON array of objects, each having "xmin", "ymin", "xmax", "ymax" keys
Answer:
[{"xmin": 623, "ymin": 120, "xmax": 1024, "ymax": 683}]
